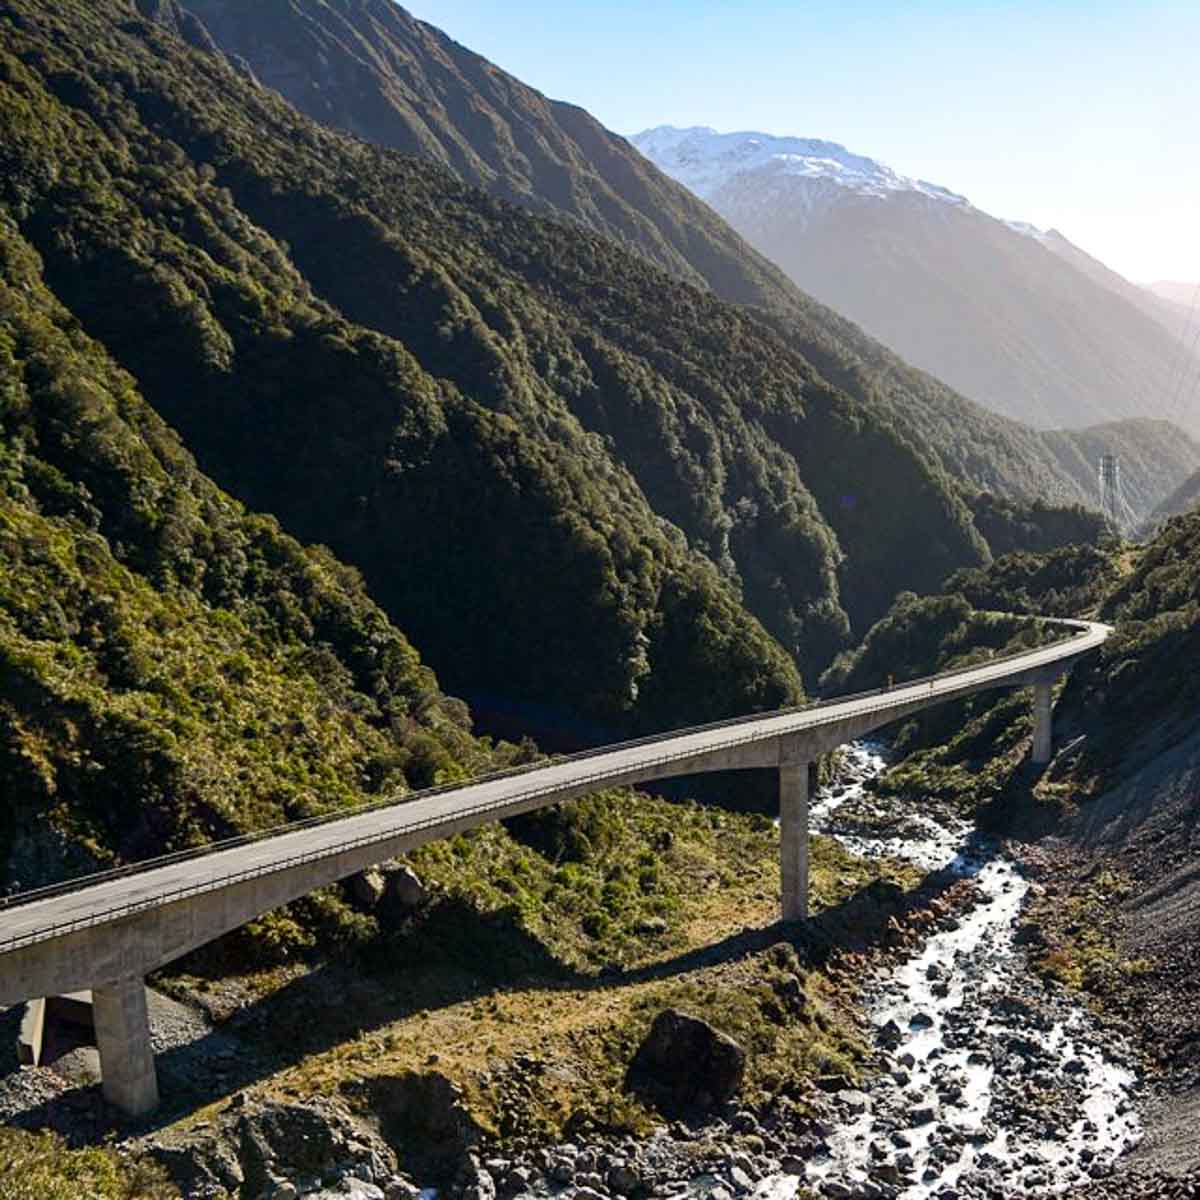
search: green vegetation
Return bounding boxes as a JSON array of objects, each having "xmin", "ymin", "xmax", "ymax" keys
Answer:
[
  {"xmin": 1145, "ymin": 464, "xmax": 1200, "ymax": 527},
  {"xmin": 0, "ymin": 211, "xmax": 507, "ymax": 953},
  {"xmin": 1, "ymin": 0, "xmax": 1132, "ymax": 759},
  {"xmin": 820, "ymin": 592, "xmax": 1046, "ymax": 695},
  {"xmin": 1025, "ymin": 869, "xmax": 1151, "ymax": 994},
  {"xmin": 818, "ymin": 572, "xmax": 1081, "ymax": 815},
  {"xmin": 1058, "ymin": 509, "xmax": 1200, "ymax": 790},
  {"xmin": 965, "ymin": 493, "xmax": 1107, "ymax": 559},
  {"xmin": 200, "ymin": 787, "xmax": 922, "ymax": 1142},
  {"xmin": 170, "ymin": 2, "xmax": 1200, "ymax": 523},
  {"xmin": 943, "ymin": 544, "xmax": 1119, "ymax": 617},
  {"xmin": 0, "ymin": 1129, "xmax": 176, "ymax": 1200}
]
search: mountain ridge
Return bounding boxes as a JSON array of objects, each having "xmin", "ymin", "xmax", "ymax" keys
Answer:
[{"xmin": 633, "ymin": 124, "xmax": 1200, "ymax": 436}]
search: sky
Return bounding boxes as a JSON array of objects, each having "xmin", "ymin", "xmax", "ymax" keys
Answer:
[{"xmin": 403, "ymin": 0, "xmax": 1200, "ymax": 285}]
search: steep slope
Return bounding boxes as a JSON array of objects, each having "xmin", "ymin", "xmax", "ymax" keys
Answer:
[
  {"xmin": 1145, "ymin": 467, "xmax": 1200, "ymax": 527},
  {"xmin": 0, "ymin": 211, "xmax": 488, "ymax": 907},
  {"xmin": 1039, "ymin": 419, "xmax": 1200, "ymax": 522},
  {"xmin": 5, "ymin": 0, "xmax": 954, "ymax": 748},
  {"xmin": 159, "ymin": 0, "xmax": 795, "ymax": 312},
  {"xmin": 826, "ymin": 511, "xmax": 1200, "ymax": 1167},
  {"xmin": 138, "ymin": 0, "xmax": 1200, "ymax": 521},
  {"xmin": 1148, "ymin": 281, "xmax": 1199, "ymax": 308},
  {"xmin": 634, "ymin": 126, "xmax": 1200, "ymax": 436},
  {"xmin": 1037, "ymin": 229, "xmax": 1195, "ymax": 346}
]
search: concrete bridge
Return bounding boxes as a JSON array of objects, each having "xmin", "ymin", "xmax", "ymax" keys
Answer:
[{"xmin": 0, "ymin": 617, "xmax": 1109, "ymax": 1116}]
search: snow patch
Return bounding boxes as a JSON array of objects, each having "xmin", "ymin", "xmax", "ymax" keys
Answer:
[{"xmin": 630, "ymin": 125, "xmax": 969, "ymax": 208}]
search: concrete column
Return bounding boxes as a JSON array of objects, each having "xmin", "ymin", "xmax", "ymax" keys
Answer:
[
  {"xmin": 1032, "ymin": 679, "xmax": 1054, "ymax": 765},
  {"xmin": 780, "ymin": 761, "xmax": 810, "ymax": 921},
  {"xmin": 93, "ymin": 977, "xmax": 158, "ymax": 1116}
]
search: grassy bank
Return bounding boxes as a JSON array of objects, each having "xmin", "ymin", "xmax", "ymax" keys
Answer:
[{"xmin": 160, "ymin": 783, "xmax": 927, "ymax": 1144}]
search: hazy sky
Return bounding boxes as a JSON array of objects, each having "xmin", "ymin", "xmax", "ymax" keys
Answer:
[{"xmin": 403, "ymin": 0, "xmax": 1199, "ymax": 285}]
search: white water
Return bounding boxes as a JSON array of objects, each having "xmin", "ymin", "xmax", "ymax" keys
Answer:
[{"xmin": 799, "ymin": 743, "xmax": 1142, "ymax": 1198}]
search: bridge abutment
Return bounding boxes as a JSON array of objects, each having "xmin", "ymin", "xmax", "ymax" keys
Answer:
[
  {"xmin": 1032, "ymin": 678, "xmax": 1054, "ymax": 765},
  {"xmin": 779, "ymin": 759, "xmax": 810, "ymax": 921},
  {"xmin": 93, "ymin": 977, "xmax": 158, "ymax": 1116}
]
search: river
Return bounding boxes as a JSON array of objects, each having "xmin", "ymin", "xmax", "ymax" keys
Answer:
[{"xmin": 797, "ymin": 742, "xmax": 1142, "ymax": 1198}]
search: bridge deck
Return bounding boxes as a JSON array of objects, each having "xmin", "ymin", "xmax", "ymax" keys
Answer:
[{"xmin": 0, "ymin": 618, "xmax": 1108, "ymax": 956}]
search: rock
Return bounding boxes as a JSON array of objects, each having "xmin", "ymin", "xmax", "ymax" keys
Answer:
[
  {"xmin": 779, "ymin": 1156, "xmax": 806, "ymax": 1176},
  {"xmin": 552, "ymin": 1157, "xmax": 577, "ymax": 1184},
  {"xmin": 352, "ymin": 868, "xmax": 387, "ymax": 908},
  {"xmin": 145, "ymin": 1129, "xmax": 246, "ymax": 1196},
  {"xmin": 500, "ymin": 1167, "xmax": 531, "ymax": 1196},
  {"xmin": 348, "ymin": 1072, "xmax": 484, "ymax": 1179},
  {"xmin": 459, "ymin": 1155, "xmax": 497, "ymax": 1200},
  {"xmin": 237, "ymin": 1099, "xmax": 398, "ymax": 1196},
  {"xmin": 877, "ymin": 1020, "xmax": 903, "ymax": 1049},
  {"xmin": 637, "ymin": 916, "xmax": 669, "ymax": 935},
  {"xmin": 341, "ymin": 1184, "xmax": 386, "ymax": 1200},
  {"xmin": 624, "ymin": 1009, "xmax": 745, "ymax": 1115},
  {"xmin": 385, "ymin": 1182, "xmax": 422, "ymax": 1200},
  {"xmin": 607, "ymin": 1160, "xmax": 640, "ymax": 1195},
  {"xmin": 385, "ymin": 864, "xmax": 428, "ymax": 911},
  {"xmin": 726, "ymin": 1165, "xmax": 754, "ymax": 1193},
  {"xmin": 835, "ymin": 1090, "xmax": 870, "ymax": 1116},
  {"xmin": 773, "ymin": 975, "xmax": 807, "ymax": 1012}
]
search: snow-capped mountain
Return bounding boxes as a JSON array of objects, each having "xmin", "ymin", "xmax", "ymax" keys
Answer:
[
  {"xmin": 632, "ymin": 125, "xmax": 1200, "ymax": 432},
  {"xmin": 632, "ymin": 126, "xmax": 966, "ymax": 207}
]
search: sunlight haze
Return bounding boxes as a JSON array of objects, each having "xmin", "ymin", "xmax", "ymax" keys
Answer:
[{"xmin": 404, "ymin": 0, "xmax": 1200, "ymax": 285}]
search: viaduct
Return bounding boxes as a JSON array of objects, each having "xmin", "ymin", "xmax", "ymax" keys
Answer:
[{"xmin": 0, "ymin": 617, "xmax": 1110, "ymax": 1116}]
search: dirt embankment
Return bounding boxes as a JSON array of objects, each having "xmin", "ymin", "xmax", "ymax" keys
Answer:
[{"xmin": 1018, "ymin": 724, "xmax": 1200, "ymax": 1179}]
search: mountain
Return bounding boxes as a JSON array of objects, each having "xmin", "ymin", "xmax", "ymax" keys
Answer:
[
  {"xmin": 131, "ymin": 1, "xmax": 1200, "ymax": 524},
  {"xmin": 1148, "ymin": 281, "xmax": 1199, "ymax": 308},
  {"xmin": 0, "ymin": 204, "xmax": 490, "ymax": 903},
  {"xmin": 1035, "ymin": 230, "xmax": 1196, "ymax": 346},
  {"xmin": 1144, "ymin": 467, "xmax": 1200, "ymax": 529},
  {"xmin": 5, "ymin": 0, "xmax": 1041, "ymax": 758},
  {"xmin": 632, "ymin": 126, "xmax": 1200, "ymax": 435}
]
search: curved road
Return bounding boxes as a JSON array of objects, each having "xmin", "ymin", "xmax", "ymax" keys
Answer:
[
  {"xmin": 0, "ymin": 615, "xmax": 1109, "ymax": 1115},
  {"xmin": 1, "ymin": 616, "xmax": 1108, "ymax": 960}
]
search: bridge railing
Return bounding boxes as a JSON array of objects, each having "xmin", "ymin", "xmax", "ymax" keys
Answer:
[{"xmin": 0, "ymin": 617, "xmax": 1101, "ymax": 938}]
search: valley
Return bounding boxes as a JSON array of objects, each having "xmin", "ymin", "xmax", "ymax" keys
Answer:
[{"xmin": 2, "ymin": 2, "xmax": 1200, "ymax": 1199}]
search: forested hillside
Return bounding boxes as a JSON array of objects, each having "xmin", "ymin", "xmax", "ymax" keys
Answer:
[
  {"xmin": 0, "ymin": 211, "xmax": 491, "ymax": 907},
  {"xmin": 1145, "ymin": 465, "xmax": 1200, "ymax": 528},
  {"xmin": 0, "ymin": 0, "xmax": 1059, "ymax": 754},
  {"xmin": 140, "ymin": 0, "xmax": 1200, "ymax": 520}
]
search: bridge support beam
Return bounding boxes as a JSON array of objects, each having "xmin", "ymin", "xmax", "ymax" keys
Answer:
[
  {"xmin": 1031, "ymin": 678, "xmax": 1054, "ymax": 765},
  {"xmin": 780, "ymin": 760, "xmax": 810, "ymax": 921},
  {"xmin": 93, "ymin": 977, "xmax": 158, "ymax": 1116}
]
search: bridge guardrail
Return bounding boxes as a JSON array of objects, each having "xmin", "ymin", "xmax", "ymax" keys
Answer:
[{"xmin": 0, "ymin": 616, "xmax": 1105, "ymax": 953}]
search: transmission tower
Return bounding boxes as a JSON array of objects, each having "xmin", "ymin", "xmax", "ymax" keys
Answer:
[{"xmin": 1099, "ymin": 454, "xmax": 1138, "ymax": 536}]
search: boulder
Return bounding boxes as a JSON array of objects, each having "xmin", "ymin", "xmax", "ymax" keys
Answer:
[
  {"xmin": 352, "ymin": 868, "xmax": 388, "ymax": 908},
  {"xmin": 385, "ymin": 864, "xmax": 429, "ymax": 912},
  {"xmin": 347, "ymin": 1071, "xmax": 484, "ymax": 1182},
  {"xmin": 624, "ymin": 1009, "xmax": 745, "ymax": 1115},
  {"xmin": 237, "ymin": 1098, "xmax": 398, "ymax": 1195}
]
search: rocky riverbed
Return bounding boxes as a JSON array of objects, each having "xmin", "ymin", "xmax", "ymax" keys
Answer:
[
  {"xmin": 0, "ymin": 744, "xmax": 1149, "ymax": 1200},
  {"xmin": 482, "ymin": 743, "xmax": 1146, "ymax": 1200},
  {"xmin": 802, "ymin": 744, "xmax": 1142, "ymax": 1197}
]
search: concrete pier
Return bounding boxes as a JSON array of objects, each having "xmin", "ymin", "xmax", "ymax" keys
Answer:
[
  {"xmin": 93, "ymin": 978, "xmax": 158, "ymax": 1116},
  {"xmin": 779, "ymin": 760, "xmax": 810, "ymax": 921},
  {"xmin": 1032, "ymin": 678, "xmax": 1054, "ymax": 765}
]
